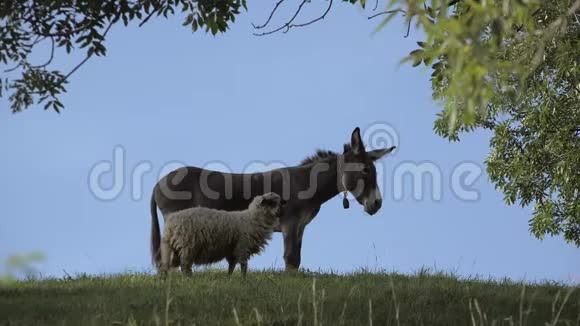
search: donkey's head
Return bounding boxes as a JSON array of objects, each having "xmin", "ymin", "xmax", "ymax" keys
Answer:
[{"xmin": 339, "ymin": 127, "xmax": 396, "ymax": 215}]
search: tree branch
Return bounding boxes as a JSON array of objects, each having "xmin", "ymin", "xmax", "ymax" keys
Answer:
[
  {"xmin": 253, "ymin": 0, "xmax": 461, "ymax": 37},
  {"xmin": 61, "ymin": 16, "xmax": 117, "ymax": 83},
  {"xmin": 31, "ymin": 37, "xmax": 55, "ymax": 69},
  {"xmin": 368, "ymin": 8, "xmax": 411, "ymax": 37},
  {"xmin": 252, "ymin": 0, "xmax": 285, "ymax": 29},
  {"xmin": 368, "ymin": 8, "xmax": 406, "ymax": 20},
  {"xmin": 404, "ymin": 17, "xmax": 411, "ymax": 37},
  {"xmin": 62, "ymin": 54, "xmax": 92, "ymax": 82},
  {"xmin": 253, "ymin": 0, "xmax": 309, "ymax": 36},
  {"xmin": 22, "ymin": 7, "xmax": 106, "ymax": 39},
  {"xmin": 367, "ymin": 0, "xmax": 465, "ymax": 38},
  {"xmin": 138, "ymin": 3, "xmax": 162, "ymax": 28},
  {"xmin": 287, "ymin": 0, "xmax": 333, "ymax": 29},
  {"xmin": 4, "ymin": 63, "xmax": 23, "ymax": 73}
]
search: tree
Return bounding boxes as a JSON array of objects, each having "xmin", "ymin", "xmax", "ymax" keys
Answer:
[
  {"xmin": 0, "ymin": 0, "xmax": 359, "ymax": 113},
  {"xmin": 393, "ymin": 0, "xmax": 580, "ymax": 245},
  {"xmin": 1, "ymin": 0, "xmax": 578, "ymax": 245},
  {"xmin": 0, "ymin": 0, "xmax": 247, "ymax": 112}
]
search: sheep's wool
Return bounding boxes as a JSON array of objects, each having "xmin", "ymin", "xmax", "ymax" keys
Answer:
[{"xmin": 159, "ymin": 193, "xmax": 282, "ymax": 274}]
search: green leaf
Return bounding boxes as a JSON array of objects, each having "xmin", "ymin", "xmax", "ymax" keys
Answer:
[{"xmin": 183, "ymin": 13, "xmax": 194, "ymax": 26}]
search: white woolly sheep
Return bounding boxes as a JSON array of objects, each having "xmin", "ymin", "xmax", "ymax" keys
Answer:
[{"xmin": 158, "ymin": 192, "xmax": 285, "ymax": 278}]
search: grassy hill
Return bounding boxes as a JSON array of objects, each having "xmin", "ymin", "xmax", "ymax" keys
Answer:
[{"xmin": 0, "ymin": 269, "xmax": 578, "ymax": 325}]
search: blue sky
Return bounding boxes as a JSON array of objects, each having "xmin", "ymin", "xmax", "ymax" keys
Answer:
[{"xmin": 1, "ymin": 2, "xmax": 578, "ymax": 282}]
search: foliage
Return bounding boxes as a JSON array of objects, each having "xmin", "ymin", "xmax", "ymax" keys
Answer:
[
  {"xmin": 379, "ymin": 0, "xmax": 579, "ymax": 245},
  {"xmin": 0, "ymin": 270, "xmax": 578, "ymax": 325},
  {"xmin": 0, "ymin": 252, "xmax": 44, "ymax": 283},
  {"xmin": 0, "ymin": 0, "xmax": 247, "ymax": 112}
]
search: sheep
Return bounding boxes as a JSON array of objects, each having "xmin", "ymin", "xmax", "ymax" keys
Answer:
[{"xmin": 158, "ymin": 192, "xmax": 285, "ymax": 278}]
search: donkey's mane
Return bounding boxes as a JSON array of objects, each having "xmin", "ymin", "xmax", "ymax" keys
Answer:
[{"xmin": 299, "ymin": 144, "xmax": 352, "ymax": 166}]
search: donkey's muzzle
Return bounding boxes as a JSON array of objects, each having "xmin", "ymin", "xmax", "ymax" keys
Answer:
[{"xmin": 364, "ymin": 198, "xmax": 382, "ymax": 215}]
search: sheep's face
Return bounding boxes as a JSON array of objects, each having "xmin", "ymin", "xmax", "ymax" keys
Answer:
[{"xmin": 250, "ymin": 192, "xmax": 286, "ymax": 223}]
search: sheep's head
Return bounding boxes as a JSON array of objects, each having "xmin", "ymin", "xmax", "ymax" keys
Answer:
[{"xmin": 250, "ymin": 192, "xmax": 286, "ymax": 222}]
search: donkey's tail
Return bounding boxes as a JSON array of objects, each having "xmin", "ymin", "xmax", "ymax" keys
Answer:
[{"xmin": 150, "ymin": 191, "xmax": 161, "ymax": 268}]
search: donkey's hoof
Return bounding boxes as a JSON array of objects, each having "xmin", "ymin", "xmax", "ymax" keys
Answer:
[{"xmin": 284, "ymin": 266, "xmax": 300, "ymax": 273}]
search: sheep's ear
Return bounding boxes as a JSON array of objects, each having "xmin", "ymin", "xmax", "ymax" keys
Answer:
[
  {"xmin": 263, "ymin": 195, "xmax": 281, "ymax": 207},
  {"xmin": 262, "ymin": 197, "xmax": 275, "ymax": 207},
  {"xmin": 254, "ymin": 196, "xmax": 264, "ymax": 205}
]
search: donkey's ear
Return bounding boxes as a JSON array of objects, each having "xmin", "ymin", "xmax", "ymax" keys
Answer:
[
  {"xmin": 368, "ymin": 146, "xmax": 396, "ymax": 161},
  {"xmin": 350, "ymin": 127, "xmax": 364, "ymax": 154},
  {"xmin": 343, "ymin": 143, "xmax": 350, "ymax": 153}
]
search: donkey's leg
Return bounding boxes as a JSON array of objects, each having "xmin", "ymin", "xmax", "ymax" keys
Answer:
[
  {"xmin": 159, "ymin": 239, "xmax": 172, "ymax": 279},
  {"xmin": 282, "ymin": 222, "xmax": 303, "ymax": 271},
  {"xmin": 282, "ymin": 208, "xmax": 319, "ymax": 271}
]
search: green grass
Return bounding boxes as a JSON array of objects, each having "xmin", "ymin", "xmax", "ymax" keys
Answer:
[{"xmin": 0, "ymin": 269, "xmax": 578, "ymax": 325}]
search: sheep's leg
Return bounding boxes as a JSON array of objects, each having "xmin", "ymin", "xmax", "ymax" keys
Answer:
[
  {"xmin": 170, "ymin": 251, "xmax": 180, "ymax": 269},
  {"xmin": 232, "ymin": 243, "xmax": 248, "ymax": 277},
  {"xmin": 240, "ymin": 260, "xmax": 248, "ymax": 278},
  {"xmin": 181, "ymin": 264, "xmax": 192, "ymax": 277},
  {"xmin": 226, "ymin": 256, "xmax": 237, "ymax": 275},
  {"xmin": 179, "ymin": 249, "xmax": 193, "ymax": 277}
]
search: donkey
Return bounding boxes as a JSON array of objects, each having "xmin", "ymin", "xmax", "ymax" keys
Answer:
[{"xmin": 150, "ymin": 127, "xmax": 396, "ymax": 271}]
